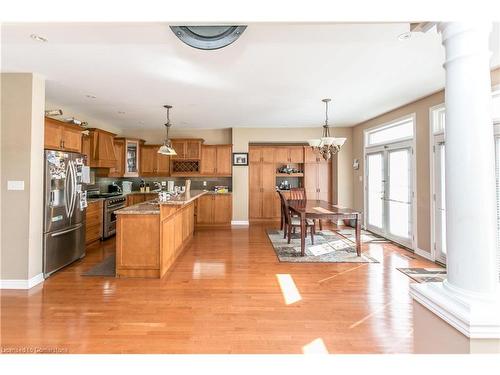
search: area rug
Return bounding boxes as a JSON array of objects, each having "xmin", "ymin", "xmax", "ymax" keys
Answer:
[
  {"xmin": 266, "ymin": 229, "xmax": 379, "ymax": 263},
  {"xmin": 397, "ymin": 267, "xmax": 446, "ymax": 283},
  {"xmin": 81, "ymin": 255, "xmax": 116, "ymax": 277},
  {"xmin": 335, "ymin": 228, "xmax": 388, "ymax": 243}
]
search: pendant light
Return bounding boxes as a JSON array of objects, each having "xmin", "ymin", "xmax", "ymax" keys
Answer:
[
  {"xmin": 158, "ymin": 105, "xmax": 177, "ymax": 156},
  {"xmin": 308, "ymin": 98, "xmax": 346, "ymax": 161}
]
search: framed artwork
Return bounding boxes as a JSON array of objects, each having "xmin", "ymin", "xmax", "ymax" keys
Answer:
[{"xmin": 233, "ymin": 152, "xmax": 248, "ymax": 166}]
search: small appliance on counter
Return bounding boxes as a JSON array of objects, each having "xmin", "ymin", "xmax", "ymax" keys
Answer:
[
  {"xmin": 108, "ymin": 182, "xmax": 122, "ymax": 193},
  {"xmin": 213, "ymin": 185, "xmax": 229, "ymax": 193},
  {"xmin": 122, "ymin": 181, "xmax": 133, "ymax": 194},
  {"xmin": 167, "ymin": 180, "xmax": 175, "ymax": 193}
]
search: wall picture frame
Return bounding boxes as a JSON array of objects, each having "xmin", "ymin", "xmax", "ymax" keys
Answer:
[{"xmin": 232, "ymin": 152, "xmax": 248, "ymax": 166}]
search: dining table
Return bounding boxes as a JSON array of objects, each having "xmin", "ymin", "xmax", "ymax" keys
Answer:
[{"xmin": 287, "ymin": 199, "xmax": 362, "ymax": 257}]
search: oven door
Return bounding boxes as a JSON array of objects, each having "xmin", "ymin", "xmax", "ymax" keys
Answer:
[{"xmin": 105, "ymin": 203, "xmax": 125, "ymax": 237}]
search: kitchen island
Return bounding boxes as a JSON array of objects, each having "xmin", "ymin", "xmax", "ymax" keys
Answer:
[{"xmin": 115, "ymin": 190, "xmax": 206, "ymax": 278}]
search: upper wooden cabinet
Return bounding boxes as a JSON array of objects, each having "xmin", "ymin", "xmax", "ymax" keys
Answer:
[
  {"xmin": 171, "ymin": 139, "xmax": 203, "ymax": 160},
  {"xmin": 304, "ymin": 147, "xmax": 328, "ymax": 163},
  {"xmin": 108, "ymin": 139, "xmax": 125, "ymax": 177},
  {"xmin": 140, "ymin": 145, "xmax": 170, "ymax": 177},
  {"xmin": 200, "ymin": 145, "xmax": 232, "ymax": 176},
  {"xmin": 274, "ymin": 146, "xmax": 304, "ymax": 164},
  {"xmin": 123, "ymin": 139, "xmax": 141, "ymax": 177},
  {"xmin": 249, "ymin": 146, "xmax": 275, "ymax": 163},
  {"xmin": 85, "ymin": 128, "xmax": 118, "ymax": 168},
  {"xmin": 44, "ymin": 117, "xmax": 83, "ymax": 153}
]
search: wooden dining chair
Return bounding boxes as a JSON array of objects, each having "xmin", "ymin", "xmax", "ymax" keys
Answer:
[
  {"xmin": 289, "ymin": 187, "xmax": 323, "ymax": 230},
  {"xmin": 278, "ymin": 190, "xmax": 316, "ymax": 245}
]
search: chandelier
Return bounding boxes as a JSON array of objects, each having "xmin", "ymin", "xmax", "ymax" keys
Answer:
[
  {"xmin": 158, "ymin": 105, "xmax": 177, "ymax": 156},
  {"xmin": 308, "ymin": 98, "xmax": 346, "ymax": 161}
]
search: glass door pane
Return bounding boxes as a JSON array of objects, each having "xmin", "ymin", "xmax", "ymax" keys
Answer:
[
  {"xmin": 367, "ymin": 152, "xmax": 384, "ymax": 229},
  {"xmin": 387, "ymin": 148, "xmax": 411, "ymax": 241}
]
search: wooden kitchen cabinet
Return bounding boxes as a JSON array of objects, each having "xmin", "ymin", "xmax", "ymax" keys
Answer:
[
  {"xmin": 249, "ymin": 145, "xmax": 277, "ymax": 220},
  {"xmin": 44, "ymin": 117, "xmax": 82, "ymax": 153},
  {"xmin": 108, "ymin": 139, "xmax": 125, "ymax": 177},
  {"xmin": 171, "ymin": 139, "xmax": 203, "ymax": 160},
  {"xmin": 86, "ymin": 128, "xmax": 118, "ymax": 168},
  {"xmin": 124, "ymin": 139, "xmax": 141, "ymax": 177},
  {"xmin": 216, "ymin": 145, "xmax": 232, "ymax": 175},
  {"xmin": 140, "ymin": 145, "xmax": 170, "ymax": 177},
  {"xmin": 304, "ymin": 159, "xmax": 332, "ymax": 201},
  {"xmin": 85, "ymin": 200, "xmax": 103, "ymax": 245},
  {"xmin": 196, "ymin": 194, "xmax": 232, "ymax": 225},
  {"xmin": 200, "ymin": 146, "xmax": 217, "ymax": 175},
  {"xmin": 274, "ymin": 146, "xmax": 304, "ymax": 164},
  {"xmin": 200, "ymin": 144, "xmax": 232, "ymax": 176}
]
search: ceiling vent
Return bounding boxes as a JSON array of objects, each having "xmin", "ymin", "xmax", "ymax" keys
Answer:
[{"xmin": 170, "ymin": 25, "xmax": 247, "ymax": 50}]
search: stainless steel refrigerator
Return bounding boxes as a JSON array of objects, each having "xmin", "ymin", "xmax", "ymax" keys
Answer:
[{"xmin": 43, "ymin": 150, "xmax": 87, "ymax": 278}]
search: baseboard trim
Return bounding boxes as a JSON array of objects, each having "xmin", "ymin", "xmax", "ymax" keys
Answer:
[
  {"xmin": 415, "ymin": 248, "xmax": 434, "ymax": 261},
  {"xmin": 0, "ymin": 273, "xmax": 44, "ymax": 290},
  {"xmin": 231, "ymin": 220, "xmax": 249, "ymax": 226}
]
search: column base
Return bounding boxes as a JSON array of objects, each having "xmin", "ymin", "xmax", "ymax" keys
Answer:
[{"xmin": 410, "ymin": 281, "xmax": 500, "ymax": 341}]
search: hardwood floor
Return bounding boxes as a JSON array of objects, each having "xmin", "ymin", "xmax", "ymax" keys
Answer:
[{"xmin": 1, "ymin": 222, "xmax": 434, "ymax": 354}]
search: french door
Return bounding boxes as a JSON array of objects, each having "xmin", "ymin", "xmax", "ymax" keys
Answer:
[{"xmin": 366, "ymin": 143, "xmax": 413, "ymax": 247}]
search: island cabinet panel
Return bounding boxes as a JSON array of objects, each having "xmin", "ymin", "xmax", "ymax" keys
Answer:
[
  {"xmin": 116, "ymin": 214, "xmax": 160, "ymax": 278},
  {"xmin": 116, "ymin": 194, "xmax": 201, "ymax": 278}
]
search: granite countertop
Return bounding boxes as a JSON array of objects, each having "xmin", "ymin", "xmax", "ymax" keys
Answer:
[{"xmin": 116, "ymin": 190, "xmax": 207, "ymax": 215}]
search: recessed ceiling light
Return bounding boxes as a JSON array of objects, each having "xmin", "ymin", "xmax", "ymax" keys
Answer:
[
  {"xmin": 398, "ymin": 32, "xmax": 412, "ymax": 41},
  {"xmin": 85, "ymin": 94, "xmax": 97, "ymax": 99},
  {"xmin": 118, "ymin": 111, "xmax": 125, "ymax": 114},
  {"xmin": 30, "ymin": 34, "xmax": 48, "ymax": 42}
]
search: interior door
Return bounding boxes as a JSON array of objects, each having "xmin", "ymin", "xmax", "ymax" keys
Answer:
[{"xmin": 434, "ymin": 138, "xmax": 447, "ymax": 263}]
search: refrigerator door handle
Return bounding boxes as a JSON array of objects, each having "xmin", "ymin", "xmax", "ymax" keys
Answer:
[
  {"xmin": 51, "ymin": 223, "xmax": 83, "ymax": 237},
  {"xmin": 69, "ymin": 161, "xmax": 76, "ymax": 217},
  {"xmin": 71, "ymin": 161, "xmax": 79, "ymax": 215},
  {"xmin": 64, "ymin": 161, "xmax": 71, "ymax": 217}
]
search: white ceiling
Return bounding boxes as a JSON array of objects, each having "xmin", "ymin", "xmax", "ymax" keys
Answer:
[{"xmin": 1, "ymin": 22, "xmax": 499, "ymax": 130}]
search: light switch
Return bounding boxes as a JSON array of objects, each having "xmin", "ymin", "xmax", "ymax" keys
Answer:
[{"xmin": 7, "ymin": 180, "xmax": 25, "ymax": 190}]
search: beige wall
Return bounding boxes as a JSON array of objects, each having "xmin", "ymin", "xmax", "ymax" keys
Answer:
[
  {"xmin": 232, "ymin": 127, "xmax": 353, "ymax": 221},
  {"xmin": 352, "ymin": 67, "xmax": 500, "ymax": 255},
  {"xmin": 1, "ymin": 73, "xmax": 45, "ymax": 280}
]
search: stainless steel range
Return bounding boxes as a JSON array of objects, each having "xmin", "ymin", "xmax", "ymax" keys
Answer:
[{"xmin": 103, "ymin": 195, "xmax": 126, "ymax": 238}]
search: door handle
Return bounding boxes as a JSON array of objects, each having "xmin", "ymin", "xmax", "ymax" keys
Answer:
[{"xmin": 51, "ymin": 224, "xmax": 83, "ymax": 237}]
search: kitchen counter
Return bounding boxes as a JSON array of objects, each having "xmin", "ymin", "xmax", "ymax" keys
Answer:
[{"xmin": 116, "ymin": 190, "xmax": 207, "ymax": 215}]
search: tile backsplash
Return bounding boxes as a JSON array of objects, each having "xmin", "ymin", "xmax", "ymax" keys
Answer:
[{"xmin": 94, "ymin": 175, "xmax": 232, "ymax": 193}]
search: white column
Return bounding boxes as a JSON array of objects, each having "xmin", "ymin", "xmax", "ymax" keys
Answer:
[
  {"xmin": 442, "ymin": 22, "xmax": 498, "ymax": 296},
  {"xmin": 410, "ymin": 22, "xmax": 500, "ymax": 340}
]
